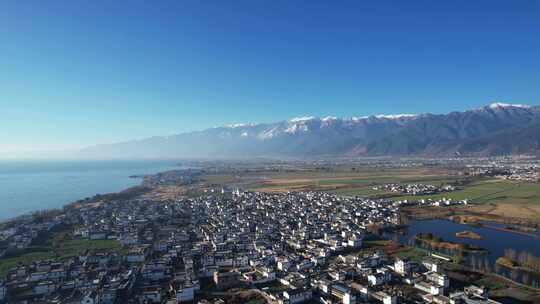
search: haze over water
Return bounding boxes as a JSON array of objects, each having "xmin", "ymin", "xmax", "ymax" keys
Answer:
[{"xmin": 0, "ymin": 160, "xmax": 180, "ymax": 220}]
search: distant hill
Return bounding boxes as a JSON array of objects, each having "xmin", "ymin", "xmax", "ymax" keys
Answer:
[{"xmin": 78, "ymin": 102, "xmax": 540, "ymax": 158}]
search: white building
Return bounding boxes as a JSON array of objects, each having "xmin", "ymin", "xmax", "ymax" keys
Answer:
[
  {"xmin": 283, "ymin": 288, "xmax": 312, "ymax": 304},
  {"xmin": 331, "ymin": 283, "xmax": 357, "ymax": 304},
  {"xmin": 422, "ymin": 259, "xmax": 441, "ymax": 273},
  {"xmin": 372, "ymin": 291, "xmax": 397, "ymax": 304},
  {"xmin": 414, "ymin": 281, "xmax": 443, "ymax": 296},
  {"xmin": 176, "ymin": 285, "xmax": 195, "ymax": 302},
  {"xmin": 368, "ymin": 269, "xmax": 391, "ymax": 286},
  {"xmin": 33, "ymin": 281, "xmax": 56, "ymax": 295},
  {"xmin": 426, "ymin": 271, "xmax": 449, "ymax": 288},
  {"xmin": 394, "ymin": 258, "xmax": 411, "ymax": 275}
]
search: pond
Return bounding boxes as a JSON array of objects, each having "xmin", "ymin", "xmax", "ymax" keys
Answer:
[{"xmin": 388, "ymin": 219, "xmax": 540, "ymax": 288}]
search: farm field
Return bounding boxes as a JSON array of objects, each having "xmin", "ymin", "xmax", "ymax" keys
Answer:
[
  {"xmin": 0, "ymin": 232, "xmax": 122, "ymax": 277},
  {"xmin": 395, "ymin": 179, "xmax": 540, "ymax": 222},
  {"xmin": 244, "ymin": 167, "xmax": 464, "ymax": 193},
  {"xmin": 201, "ymin": 167, "xmax": 540, "ymax": 224}
]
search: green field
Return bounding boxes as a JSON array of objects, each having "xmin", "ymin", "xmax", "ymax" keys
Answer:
[
  {"xmin": 387, "ymin": 179, "xmax": 540, "ymax": 205},
  {"xmin": 0, "ymin": 251, "xmax": 55, "ymax": 278},
  {"xmin": 55, "ymin": 239, "xmax": 123, "ymax": 259},
  {"xmin": 392, "ymin": 247, "xmax": 428, "ymax": 263},
  {"xmin": 238, "ymin": 167, "xmax": 540, "ymax": 223},
  {"xmin": 246, "ymin": 168, "xmax": 465, "ymax": 194},
  {"xmin": 0, "ymin": 235, "xmax": 122, "ymax": 276}
]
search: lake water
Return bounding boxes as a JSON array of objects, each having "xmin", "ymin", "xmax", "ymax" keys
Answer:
[
  {"xmin": 0, "ymin": 160, "xmax": 181, "ymax": 221},
  {"xmin": 391, "ymin": 219, "xmax": 540, "ymax": 287}
]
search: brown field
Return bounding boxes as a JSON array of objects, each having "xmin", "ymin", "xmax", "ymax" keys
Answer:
[
  {"xmin": 467, "ymin": 203, "xmax": 540, "ymax": 223},
  {"xmin": 243, "ymin": 167, "xmax": 461, "ymax": 193}
]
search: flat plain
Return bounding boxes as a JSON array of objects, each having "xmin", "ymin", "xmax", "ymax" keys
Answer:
[{"xmin": 200, "ymin": 166, "xmax": 540, "ymax": 224}]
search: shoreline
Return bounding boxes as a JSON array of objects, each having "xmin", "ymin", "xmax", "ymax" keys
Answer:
[
  {"xmin": 401, "ymin": 206, "xmax": 540, "ymax": 239},
  {"xmin": 0, "ymin": 162, "xmax": 189, "ymax": 224}
]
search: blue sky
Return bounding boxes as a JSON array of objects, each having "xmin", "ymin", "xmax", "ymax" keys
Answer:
[{"xmin": 1, "ymin": 1, "xmax": 539, "ymax": 152}]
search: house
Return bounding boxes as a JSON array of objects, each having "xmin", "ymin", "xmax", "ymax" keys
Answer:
[
  {"xmin": 81, "ymin": 291, "xmax": 100, "ymax": 304},
  {"xmin": 415, "ymin": 280, "xmax": 444, "ymax": 296},
  {"xmin": 33, "ymin": 281, "xmax": 56, "ymax": 295},
  {"xmin": 176, "ymin": 284, "xmax": 195, "ymax": 303},
  {"xmin": 426, "ymin": 272, "xmax": 449, "ymax": 289},
  {"xmin": 127, "ymin": 246, "xmax": 149, "ymax": 263},
  {"xmin": 29, "ymin": 271, "xmax": 48, "ymax": 282},
  {"xmin": 449, "ymin": 285, "xmax": 495, "ymax": 304},
  {"xmin": 213, "ymin": 271, "xmax": 241, "ymax": 290},
  {"xmin": 234, "ymin": 255, "xmax": 249, "ymax": 268},
  {"xmin": 394, "ymin": 257, "xmax": 411, "ymax": 275},
  {"xmin": 48, "ymin": 268, "xmax": 67, "ymax": 281},
  {"xmin": 277, "ymin": 258, "xmax": 292, "ymax": 271},
  {"xmin": 464, "ymin": 285, "xmax": 488, "ymax": 298},
  {"xmin": 350, "ymin": 282, "xmax": 369, "ymax": 301},
  {"xmin": 101, "ymin": 288, "xmax": 117, "ymax": 304},
  {"xmin": 368, "ymin": 269, "xmax": 391, "ymax": 286},
  {"xmin": 371, "ymin": 291, "xmax": 397, "ymax": 304},
  {"xmin": 331, "ymin": 283, "xmax": 357, "ymax": 304},
  {"xmin": 422, "ymin": 258, "xmax": 441, "ymax": 273},
  {"xmin": 89, "ymin": 230, "xmax": 108, "ymax": 240},
  {"xmin": 347, "ymin": 236, "xmax": 363, "ymax": 248},
  {"xmin": 315, "ymin": 278, "xmax": 330, "ymax": 292},
  {"xmin": 282, "ymin": 287, "xmax": 312, "ymax": 304},
  {"xmin": 141, "ymin": 286, "xmax": 164, "ymax": 303}
]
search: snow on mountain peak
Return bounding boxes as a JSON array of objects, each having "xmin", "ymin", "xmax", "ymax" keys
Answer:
[
  {"xmin": 488, "ymin": 102, "xmax": 530, "ymax": 109},
  {"xmin": 225, "ymin": 123, "xmax": 251, "ymax": 128},
  {"xmin": 285, "ymin": 123, "xmax": 309, "ymax": 134},
  {"xmin": 289, "ymin": 116, "xmax": 315, "ymax": 122},
  {"xmin": 258, "ymin": 126, "xmax": 279, "ymax": 139},
  {"xmin": 374, "ymin": 114, "xmax": 418, "ymax": 119}
]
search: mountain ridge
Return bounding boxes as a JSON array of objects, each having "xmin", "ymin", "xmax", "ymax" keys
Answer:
[{"xmin": 78, "ymin": 102, "xmax": 540, "ymax": 159}]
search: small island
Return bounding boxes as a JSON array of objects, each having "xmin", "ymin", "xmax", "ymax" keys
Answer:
[
  {"xmin": 456, "ymin": 230, "xmax": 482, "ymax": 240},
  {"xmin": 414, "ymin": 233, "xmax": 487, "ymax": 254}
]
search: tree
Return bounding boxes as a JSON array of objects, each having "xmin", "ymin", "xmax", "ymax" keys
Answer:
[
  {"xmin": 483, "ymin": 257, "xmax": 491, "ymax": 273},
  {"xmin": 504, "ymin": 248, "xmax": 517, "ymax": 262}
]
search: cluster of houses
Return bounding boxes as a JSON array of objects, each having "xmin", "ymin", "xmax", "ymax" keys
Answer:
[
  {"xmin": 496, "ymin": 169, "xmax": 540, "ymax": 183},
  {"xmin": 396, "ymin": 198, "xmax": 468, "ymax": 208},
  {"xmin": 140, "ymin": 169, "xmax": 201, "ymax": 187},
  {"xmin": 0, "ymin": 190, "xmax": 498, "ymax": 303},
  {"xmin": 373, "ymin": 184, "xmax": 456, "ymax": 196},
  {"xmin": 0, "ymin": 217, "xmax": 62, "ymax": 258},
  {"xmin": 466, "ymin": 156, "xmax": 540, "ymax": 183}
]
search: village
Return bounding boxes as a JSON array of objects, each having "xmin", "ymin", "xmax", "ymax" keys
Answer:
[
  {"xmin": 0, "ymin": 188, "xmax": 494, "ymax": 304},
  {"xmin": 372, "ymin": 184, "xmax": 457, "ymax": 196}
]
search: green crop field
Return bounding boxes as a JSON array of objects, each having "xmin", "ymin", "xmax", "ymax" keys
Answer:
[
  {"xmin": 0, "ymin": 251, "xmax": 56, "ymax": 277},
  {"xmin": 389, "ymin": 179, "xmax": 540, "ymax": 205},
  {"xmin": 0, "ymin": 234, "xmax": 122, "ymax": 276},
  {"xmin": 246, "ymin": 168, "xmax": 466, "ymax": 193},
  {"xmin": 241, "ymin": 166, "xmax": 540, "ymax": 223},
  {"xmin": 55, "ymin": 239, "xmax": 123, "ymax": 259}
]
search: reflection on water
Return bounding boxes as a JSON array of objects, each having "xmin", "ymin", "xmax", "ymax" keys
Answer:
[{"xmin": 389, "ymin": 219, "xmax": 540, "ymax": 288}]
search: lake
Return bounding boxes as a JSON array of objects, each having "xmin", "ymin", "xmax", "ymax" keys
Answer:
[{"xmin": 0, "ymin": 160, "xmax": 181, "ymax": 221}]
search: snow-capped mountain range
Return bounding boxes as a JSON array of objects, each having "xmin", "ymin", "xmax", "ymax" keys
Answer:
[{"xmin": 79, "ymin": 102, "xmax": 540, "ymax": 158}]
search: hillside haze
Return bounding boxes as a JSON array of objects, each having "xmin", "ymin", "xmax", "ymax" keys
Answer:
[{"xmin": 79, "ymin": 103, "xmax": 540, "ymax": 159}]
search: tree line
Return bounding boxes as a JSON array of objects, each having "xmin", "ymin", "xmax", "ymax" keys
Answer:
[{"xmin": 504, "ymin": 248, "xmax": 540, "ymax": 273}]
